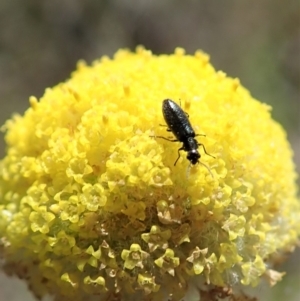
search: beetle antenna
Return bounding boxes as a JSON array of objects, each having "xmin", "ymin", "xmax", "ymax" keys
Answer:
[
  {"xmin": 186, "ymin": 164, "xmax": 191, "ymax": 179},
  {"xmin": 199, "ymin": 161, "xmax": 214, "ymax": 178},
  {"xmin": 187, "ymin": 162, "xmax": 214, "ymax": 178}
]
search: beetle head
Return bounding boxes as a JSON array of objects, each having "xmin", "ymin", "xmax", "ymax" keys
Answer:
[{"xmin": 187, "ymin": 149, "xmax": 200, "ymax": 165}]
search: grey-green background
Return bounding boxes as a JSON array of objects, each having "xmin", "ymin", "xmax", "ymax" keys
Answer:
[{"xmin": 0, "ymin": 1, "xmax": 299, "ymax": 301}]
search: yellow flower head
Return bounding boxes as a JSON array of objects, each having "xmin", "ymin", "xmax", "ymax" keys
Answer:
[{"xmin": 0, "ymin": 47, "xmax": 299, "ymax": 301}]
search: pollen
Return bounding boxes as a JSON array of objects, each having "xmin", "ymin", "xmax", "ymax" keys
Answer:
[{"xmin": 0, "ymin": 47, "xmax": 299, "ymax": 301}]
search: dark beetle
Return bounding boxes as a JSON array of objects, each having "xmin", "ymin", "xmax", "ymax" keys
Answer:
[{"xmin": 155, "ymin": 99, "xmax": 214, "ymax": 168}]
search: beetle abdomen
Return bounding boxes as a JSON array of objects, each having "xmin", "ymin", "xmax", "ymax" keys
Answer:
[{"xmin": 162, "ymin": 99, "xmax": 195, "ymax": 141}]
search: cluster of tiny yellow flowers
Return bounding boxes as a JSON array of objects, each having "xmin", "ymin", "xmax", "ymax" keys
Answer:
[{"xmin": 0, "ymin": 47, "xmax": 299, "ymax": 301}]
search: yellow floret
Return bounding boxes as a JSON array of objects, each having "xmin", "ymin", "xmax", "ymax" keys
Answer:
[{"xmin": 0, "ymin": 47, "xmax": 299, "ymax": 301}]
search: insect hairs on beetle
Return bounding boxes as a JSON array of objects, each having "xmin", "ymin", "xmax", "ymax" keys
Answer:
[{"xmin": 152, "ymin": 99, "xmax": 215, "ymax": 175}]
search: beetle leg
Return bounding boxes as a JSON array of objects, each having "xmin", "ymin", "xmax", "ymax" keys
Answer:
[
  {"xmin": 174, "ymin": 147, "xmax": 184, "ymax": 166},
  {"xmin": 198, "ymin": 143, "xmax": 215, "ymax": 158},
  {"xmin": 159, "ymin": 124, "xmax": 172, "ymax": 132},
  {"xmin": 151, "ymin": 135, "xmax": 178, "ymax": 142}
]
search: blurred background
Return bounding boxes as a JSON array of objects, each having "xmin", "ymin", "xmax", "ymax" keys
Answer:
[{"xmin": 0, "ymin": 0, "xmax": 299, "ymax": 300}]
